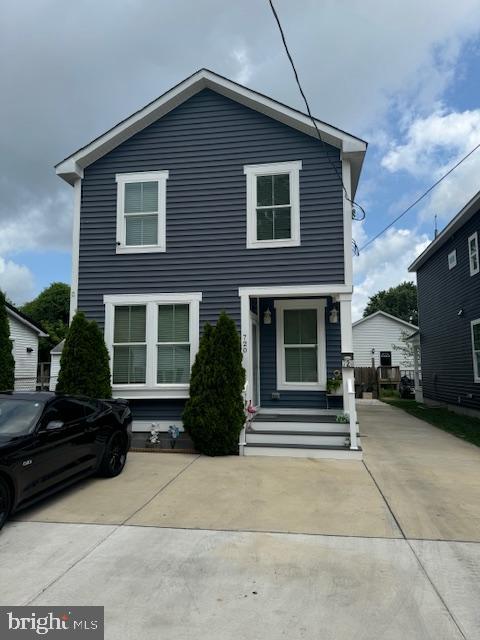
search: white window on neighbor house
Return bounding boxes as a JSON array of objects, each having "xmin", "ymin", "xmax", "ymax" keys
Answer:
[
  {"xmin": 244, "ymin": 161, "xmax": 301, "ymax": 249},
  {"xmin": 115, "ymin": 171, "xmax": 168, "ymax": 254},
  {"xmin": 468, "ymin": 232, "xmax": 479, "ymax": 276},
  {"xmin": 448, "ymin": 249, "xmax": 457, "ymax": 270},
  {"xmin": 471, "ymin": 319, "xmax": 480, "ymax": 383},
  {"xmin": 104, "ymin": 293, "xmax": 201, "ymax": 397},
  {"xmin": 275, "ymin": 299, "xmax": 326, "ymax": 391}
]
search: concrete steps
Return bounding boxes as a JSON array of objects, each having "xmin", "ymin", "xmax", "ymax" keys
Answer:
[{"xmin": 243, "ymin": 411, "xmax": 362, "ymax": 459}]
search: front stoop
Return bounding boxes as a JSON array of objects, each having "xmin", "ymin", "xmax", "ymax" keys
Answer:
[{"xmin": 243, "ymin": 412, "xmax": 363, "ymax": 460}]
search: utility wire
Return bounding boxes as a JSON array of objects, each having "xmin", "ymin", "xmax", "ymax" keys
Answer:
[
  {"xmin": 359, "ymin": 141, "xmax": 480, "ymax": 251},
  {"xmin": 267, "ymin": 0, "xmax": 366, "ymax": 221}
]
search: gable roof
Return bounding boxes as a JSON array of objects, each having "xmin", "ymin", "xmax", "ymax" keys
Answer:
[
  {"xmin": 55, "ymin": 68, "xmax": 367, "ymax": 195},
  {"xmin": 6, "ymin": 302, "xmax": 48, "ymax": 337},
  {"xmin": 409, "ymin": 189, "xmax": 480, "ymax": 272},
  {"xmin": 352, "ymin": 310, "xmax": 418, "ymax": 331}
]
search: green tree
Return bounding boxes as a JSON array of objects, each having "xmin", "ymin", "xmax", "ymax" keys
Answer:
[
  {"xmin": 363, "ymin": 281, "xmax": 418, "ymax": 325},
  {"xmin": 183, "ymin": 313, "xmax": 246, "ymax": 455},
  {"xmin": 21, "ymin": 283, "xmax": 70, "ymax": 361},
  {"xmin": 0, "ymin": 291, "xmax": 15, "ymax": 391},
  {"xmin": 56, "ymin": 312, "xmax": 112, "ymax": 397}
]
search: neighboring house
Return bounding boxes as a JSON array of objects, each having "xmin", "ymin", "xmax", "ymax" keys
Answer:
[
  {"xmin": 5, "ymin": 302, "xmax": 47, "ymax": 391},
  {"xmin": 409, "ymin": 190, "xmax": 480, "ymax": 416},
  {"xmin": 54, "ymin": 69, "xmax": 367, "ymax": 458},
  {"xmin": 49, "ymin": 339, "xmax": 64, "ymax": 391},
  {"xmin": 352, "ymin": 311, "xmax": 418, "ymax": 369}
]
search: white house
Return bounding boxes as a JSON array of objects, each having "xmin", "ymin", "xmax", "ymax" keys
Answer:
[
  {"xmin": 6, "ymin": 302, "xmax": 47, "ymax": 391},
  {"xmin": 352, "ymin": 311, "xmax": 418, "ymax": 369}
]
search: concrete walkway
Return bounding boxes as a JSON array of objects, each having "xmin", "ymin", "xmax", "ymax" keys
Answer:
[{"xmin": 1, "ymin": 402, "xmax": 479, "ymax": 639}]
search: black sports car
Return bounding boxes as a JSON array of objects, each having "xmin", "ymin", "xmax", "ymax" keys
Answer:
[{"xmin": 0, "ymin": 392, "xmax": 132, "ymax": 529}]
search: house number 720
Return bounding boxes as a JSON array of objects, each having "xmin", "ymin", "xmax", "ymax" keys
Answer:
[{"xmin": 242, "ymin": 334, "xmax": 248, "ymax": 353}]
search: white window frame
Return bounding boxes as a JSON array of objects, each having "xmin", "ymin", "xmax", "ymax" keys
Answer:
[
  {"xmin": 115, "ymin": 171, "xmax": 169, "ymax": 254},
  {"xmin": 244, "ymin": 161, "xmax": 301, "ymax": 249},
  {"xmin": 471, "ymin": 319, "xmax": 480, "ymax": 383},
  {"xmin": 448, "ymin": 249, "xmax": 457, "ymax": 270},
  {"xmin": 275, "ymin": 298, "xmax": 326, "ymax": 391},
  {"xmin": 468, "ymin": 232, "xmax": 479, "ymax": 276},
  {"xmin": 104, "ymin": 292, "xmax": 202, "ymax": 398}
]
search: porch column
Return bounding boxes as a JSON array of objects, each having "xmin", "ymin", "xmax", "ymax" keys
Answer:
[
  {"xmin": 239, "ymin": 293, "xmax": 252, "ymax": 453},
  {"xmin": 339, "ymin": 293, "xmax": 358, "ymax": 450}
]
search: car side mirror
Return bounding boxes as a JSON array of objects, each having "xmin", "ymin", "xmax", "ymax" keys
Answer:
[{"xmin": 46, "ymin": 420, "xmax": 64, "ymax": 431}]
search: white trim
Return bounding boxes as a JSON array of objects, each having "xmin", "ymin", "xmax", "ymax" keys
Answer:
[
  {"xmin": 471, "ymin": 319, "xmax": 480, "ymax": 383},
  {"xmin": 448, "ymin": 249, "xmax": 457, "ymax": 270},
  {"xmin": 115, "ymin": 171, "xmax": 169, "ymax": 254},
  {"xmin": 69, "ymin": 179, "xmax": 82, "ymax": 322},
  {"xmin": 104, "ymin": 292, "xmax": 202, "ymax": 399},
  {"xmin": 274, "ymin": 298, "xmax": 326, "ymax": 391},
  {"xmin": 258, "ymin": 407, "xmax": 338, "ymax": 416},
  {"xmin": 56, "ymin": 69, "xmax": 366, "ymax": 187},
  {"xmin": 244, "ymin": 161, "xmax": 301, "ymax": 249},
  {"xmin": 342, "ymin": 157, "xmax": 353, "ymax": 287},
  {"xmin": 5, "ymin": 307, "xmax": 48, "ymax": 337},
  {"xmin": 468, "ymin": 232, "xmax": 479, "ymax": 276},
  {"xmin": 409, "ymin": 190, "xmax": 480, "ymax": 272},
  {"xmin": 352, "ymin": 310, "xmax": 418, "ymax": 331},
  {"xmin": 238, "ymin": 284, "xmax": 352, "ymax": 297}
]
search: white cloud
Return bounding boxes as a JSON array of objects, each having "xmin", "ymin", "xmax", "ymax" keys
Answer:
[
  {"xmin": 231, "ymin": 47, "xmax": 253, "ymax": 85},
  {"xmin": 0, "ymin": 257, "xmax": 35, "ymax": 304},
  {"xmin": 380, "ymin": 107, "xmax": 480, "ymax": 226},
  {"xmin": 352, "ymin": 228, "xmax": 430, "ymax": 321}
]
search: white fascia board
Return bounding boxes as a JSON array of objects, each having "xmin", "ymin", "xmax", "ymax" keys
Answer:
[
  {"xmin": 6, "ymin": 307, "xmax": 48, "ymax": 337},
  {"xmin": 238, "ymin": 284, "xmax": 352, "ymax": 297},
  {"xmin": 56, "ymin": 69, "xmax": 367, "ymax": 185}
]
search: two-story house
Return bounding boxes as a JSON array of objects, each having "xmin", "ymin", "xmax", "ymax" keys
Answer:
[
  {"xmin": 409, "ymin": 190, "xmax": 480, "ymax": 416},
  {"xmin": 55, "ymin": 69, "xmax": 367, "ymax": 458}
]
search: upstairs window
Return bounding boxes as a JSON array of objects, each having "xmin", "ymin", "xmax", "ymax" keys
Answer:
[
  {"xmin": 244, "ymin": 161, "xmax": 301, "ymax": 249},
  {"xmin": 115, "ymin": 171, "xmax": 168, "ymax": 254},
  {"xmin": 468, "ymin": 232, "xmax": 479, "ymax": 276},
  {"xmin": 448, "ymin": 250, "xmax": 457, "ymax": 270}
]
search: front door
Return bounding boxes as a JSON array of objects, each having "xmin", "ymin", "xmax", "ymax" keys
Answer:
[{"xmin": 250, "ymin": 315, "xmax": 260, "ymax": 407}]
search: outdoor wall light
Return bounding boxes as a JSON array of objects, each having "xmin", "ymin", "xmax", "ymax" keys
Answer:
[
  {"xmin": 263, "ymin": 308, "xmax": 272, "ymax": 325},
  {"xmin": 26, "ymin": 347, "xmax": 33, "ymax": 353},
  {"xmin": 329, "ymin": 306, "xmax": 339, "ymax": 324},
  {"xmin": 458, "ymin": 308, "xmax": 464, "ymax": 317}
]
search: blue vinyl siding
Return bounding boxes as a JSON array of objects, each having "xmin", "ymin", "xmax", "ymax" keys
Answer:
[
  {"xmin": 417, "ymin": 208, "xmax": 480, "ymax": 411},
  {"xmin": 77, "ymin": 88, "xmax": 346, "ymax": 422}
]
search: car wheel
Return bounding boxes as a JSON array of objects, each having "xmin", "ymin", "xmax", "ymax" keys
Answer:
[
  {"xmin": 99, "ymin": 432, "xmax": 128, "ymax": 478},
  {"xmin": 0, "ymin": 477, "xmax": 12, "ymax": 530}
]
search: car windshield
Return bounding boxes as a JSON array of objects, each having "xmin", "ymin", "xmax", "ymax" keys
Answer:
[{"xmin": 0, "ymin": 398, "xmax": 44, "ymax": 436}]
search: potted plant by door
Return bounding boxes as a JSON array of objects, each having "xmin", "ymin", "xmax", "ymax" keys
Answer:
[{"xmin": 326, "ymin": 370, "xmax": 343, "ymax": 396}]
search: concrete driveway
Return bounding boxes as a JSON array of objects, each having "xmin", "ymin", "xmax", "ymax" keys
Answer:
[{"xmin": 0, "ymin": 402, "xmax": 479, "ymax": 639}]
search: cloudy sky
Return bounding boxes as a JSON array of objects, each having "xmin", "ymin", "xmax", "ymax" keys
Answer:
[{"xmin": 1, "ymin": 0, "xmax": 480, "ymax": 318}]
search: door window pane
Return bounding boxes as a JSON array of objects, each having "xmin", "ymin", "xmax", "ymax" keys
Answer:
[
  {"xmin": 284, "ymin": 309, "xmax": 317, "ymax": 344},
  {"xmin": 285, "ymin": 347, "xmax": 317, "ymax": 382}
]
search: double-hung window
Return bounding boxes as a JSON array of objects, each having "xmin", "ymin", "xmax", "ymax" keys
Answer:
[
  {"xmin": 471, "ymin": 319, "xmax": 480, "ymax": 383},
  {"xmin": 468, "ymin": 232, "xmax": 479, "ymax": 276},
  {"xmin": 104, "ymin": 293, "xmax": 201, "ymax": 398},
  {"xmin": 275, "ymin": 299, "xmax": 326, "ymax": 390},
  {"xmin": 244, "ymin": 161, "xmax": 301, "ymax": 249},
  {"xmin": 115, "ymin": 171, "xmax": 168, "ymax": 253}
]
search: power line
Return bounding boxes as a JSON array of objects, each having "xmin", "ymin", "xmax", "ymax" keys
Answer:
[
  {"xmin": 267, "ymin": 0, "xmax": 366, "ymax": 221},
  {"xmin": 359, "ymin": 141, "xmax": 480, "ymax": 251}
]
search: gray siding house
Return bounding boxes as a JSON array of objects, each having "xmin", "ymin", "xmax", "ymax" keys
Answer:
[
  {"xmin": 409, "ymin": 190, "xmax": 480, "ymax": 416},
  {"xmin": 55, "ymin": 69, "xmax": 367, "ymax": 458}
]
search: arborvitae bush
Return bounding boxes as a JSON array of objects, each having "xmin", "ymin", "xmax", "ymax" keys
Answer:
[
  {"xmin": 183, "ymin": 312, "xmax": 246, "ymax": 455},
  {"xmin": 56, "ymin": 312, "xmax": 112, "ymax": 398},
  {"xmin": 0, "ymin": 291, "xmax": 14, "ymax": 391}
]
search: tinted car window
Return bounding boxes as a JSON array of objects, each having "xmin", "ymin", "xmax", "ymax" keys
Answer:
[
  {"xmin": 0, "ymin": 399, "xmax": 44, "ymax": 436},
  {"xmin": 46, "ymin": 399, "xmax": 86, "ymax": 424}
]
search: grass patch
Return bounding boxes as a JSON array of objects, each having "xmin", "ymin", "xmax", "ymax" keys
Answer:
[{"xmin": 382, "ymin": 399, "xmax": 480, "ymax": 447}]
